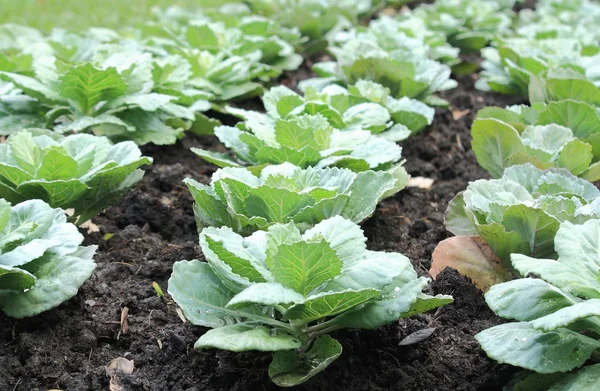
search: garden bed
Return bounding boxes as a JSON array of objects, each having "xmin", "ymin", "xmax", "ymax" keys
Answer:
[{"xmin": 0, "ymin": 70, "xmax": 525, "ymax": 390}]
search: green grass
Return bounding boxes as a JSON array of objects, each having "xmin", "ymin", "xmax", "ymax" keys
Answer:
[{"xmin": 0, "ymin": 0, "xmax": 228, "ymax": 31}]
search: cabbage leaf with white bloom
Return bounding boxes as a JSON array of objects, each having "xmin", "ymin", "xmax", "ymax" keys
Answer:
[
  {"xmin": 476, "ymin": 38, "xmax": 600, "ymax": 96},
  {"xmin": 472, "ymin": 75, "xmax": 600, "ymax": 181},
  {"xmin": 0, "ymin": 130, "xmax": 152, "ymax": 223},
  {"xmin": 446, "ymin": 164, "xmax": 600, "ymax": 264},
  {"xmin": 191, "ymin": 113, "xmax": 405, "ymax": 171},
  {"xmin": 184, "ymin": 163, "xmax": 408, "ymax": 235},
  {"xmin": 168, "ymin": 216, "xmax": 451, "ymax": 387},
  {"xmin": 299, "ymin": 37, "xmax": 457, "ymax": 107},
  {"xmin": 244, "ymin": 81, "xmax": 434, "ymax": 140},
  {"xmin": 476, "ymin": 218, "xmax": 600, "ymax": 390},
  {"xmin": 0, "ymin": 52, "xmax": 195, "ymax": 145},
  {"xmin": 402, "ymin": 0, "xmax": 516, "ymax": 52},
  {"xmin": 0, "ymin": 199, "xmax": 97, "ymax": 318}
]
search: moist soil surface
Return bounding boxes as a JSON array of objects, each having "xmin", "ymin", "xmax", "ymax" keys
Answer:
[{"xmin": 0, "ymin": 63, "xmax": 526, "ymax": 390}]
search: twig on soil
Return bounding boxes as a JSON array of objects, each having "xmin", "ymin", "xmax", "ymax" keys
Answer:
[
  {"xmin": 117, "ymin": 307, "xmax": 129, "ymax": 340},
  {"xmin": 11, "ymin": 378, "xmax": 21, "ymax": 391},
  {"xmin": 456, "ymin": 134, "xmax": 464, "ymax": 151},
  {"xmin": 86, "ymin": 348, "xmax": 93, "ymax": 375}
]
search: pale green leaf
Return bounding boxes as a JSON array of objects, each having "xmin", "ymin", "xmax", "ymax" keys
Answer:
[
  {"xmin": 475, "ymin": 322, "xmax": 600, "ymax": 374},
  {"xmin": 269, "ymin": 335, "xmax": 342, "ymax": 387},
  {"xmin": 194, "ymin": 324, "xmax": 302, "ymax": 352}
]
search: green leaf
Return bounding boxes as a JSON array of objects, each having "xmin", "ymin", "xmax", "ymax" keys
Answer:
[
  {"xmin": 511, "ymin": 254, "xmax": 600, "ymax": 300},
  {"xmin": 226, "ymin": 282, "xmax": 304, "ymax": 309},
  {"xmin": 190, "ymin": 148, "xmax": 240, "ymax": 168},
  {"xmin": 0, "ymin": 199, "xmax": 10, "ymax": 232},
  {"xmin": 538, "ymin": 101, "xmax": 600, "ymax": 141},
  {"xmin": 7, "ymin": 131, "xmax": 39, "ymax": 174},
  {"xmin": 335, "ymin": 277, "xmax": 430, "ymax": 329},
  {"xmin": 0, "ymin": 72, "xmax": 61, "ymax": 104},
  {"xmin": 547, "ymin": 363, "xmax": 600, "ymax": 390},
  {"xmin": 531, "ymin": 300, "xmax": 600, "ymax": 332},
  {"xmin": 269, "ymin": 239, "xmax": 342, "ymax": 296},
  {"xmin": 59, "ymin": 64, "xmax": 127, "ymax": 115},
  {"xmin": 283, "ymin": 288, "xmax": 379, "ymax": 322},
  {"xmin": 400, "ymin": 293, "xmax": 454, "ymax": 319},
  {"xmin": 167, "ymin": 260, "xmax": 272, "ymax": 328},
  {"xmin": 200, "ymin": 227, "xmax": 270, "ymax": 290},
  {"xmin": 556, "ymin": 138, "xmax": 593, "ymax": 176},
  {"xmin": 302, "ymin": 215, "xmax": 366, "ymax": 266},
  {"xmin": 0, "ymin": 265, "xmax": 36, "ymax": 293},
  {"xmin": 0, "ymin": 246, "xmax": 96, "ymax": 318},
  {"xmin": 36, "ymin": 148, "xmax": 79, "ymax": 180},
  {"xmin": 17, "ymin": 179, "xmax": 90, "ymax": 209},
  {"xmin": 485, "ymin": 278, "xmax": 576, "ymax": 322},
  {"xmin": 194, "ymin": 324, "xmax": 302, "ymax": 352},
  {"xmin": 500, "ymin": 204, "xmax": 560, "ymax": 260},
  {"xmin": 269, "ymin": 335, "xmax": 342, "ymax": 387},
  {"xmin": 472, "ymin": 118, "xmax": 524, "ymax": 178},
  {"xmin": 184, "ymin": 178, "xmax": 237, "ymax": 230},
  {"xmin": 475, "ymin": 322, "xmax": 600, "ymax": 373}
]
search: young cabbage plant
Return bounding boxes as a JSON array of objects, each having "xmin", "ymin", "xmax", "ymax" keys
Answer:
[
  {"xmin": 446, "ymin": 164, "xmax": 600, "ymax": 265},
  {"xmin": 476, "ymin": 218, "xmax": 600, "ymax": 390},
  {"xmin": 185, "ymin": 162, "xmax": 408, "ymax": 235},
  {"xmin": 476, "ymin": 38, "xmax": 600, "ymax": 96},
  {"xmin": 473, "ymin": 81, "xmax": 600, "ymax": 181},
  {"xmin": 299, "ymin": 37, "xmax": 457, "ymax": 107},
  {"xmin": 0, "ymin": 199, "xmax": 97, "ymax": 318},
  {"xmin": 0, "ymin": 53, "xmax": 195, "ymax": 145},
  {"xmin": 528, "ymin": 67, "xmax": 600, "ymax": 106},
  {"xmin": 241, "ymin": 0, "xmax": 409, "ymax": 54},
  {"xmin": 327, "ymin": 15, "xmax": 460, "ymax": 66},
  {"xmin": 191, "ymin": 113, "xmax": 404, "ymax": 172},
  {"xmin": 402, "ymin": 0, "xmax": 516, "ymax": 53},
  {"xmin": 250, "ymin": 81, "xmax": 434, "ymax": 140},
  {"xmin": 516, "ymin": 0, "xmax": 600, "ymax": 45},
  {"xmin": 168, "ymin": 216, "xmax": 452, "ymax": 387},
  {"xmin": 0, "ymin": 130, "xmax": 152, "ymax": 223}
]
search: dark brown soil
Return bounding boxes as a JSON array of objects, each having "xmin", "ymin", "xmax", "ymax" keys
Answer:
[{"xmin": 0, "ymin": 65, "xmax": 527, "ymax": 391}]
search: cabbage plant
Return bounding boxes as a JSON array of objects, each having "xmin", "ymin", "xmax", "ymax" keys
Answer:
[
  {"xmin": 403, "ymin": 0, "xmax": 516, "ymax": 52},
  {"xmin": 327, "ymin": 15, "xmax": 460, "ymax": 66},
  {"xmin": 0, "ymin": 130, "xmax": 152, "ymax": 223},
  {"xmin": 446, "ymin": 164, "xmax": 600, "ymax": 264},
  {"xmin": 516, "ymin": 0, "xmax": 600, "ymax": 45},
  {"xmin": 241, "ymin": 0, "xmax": 411, "ymax": 53},
  {"xmin": 192, "ymin": 113, "xmax": 404, "ymax": 171},
  {"xmin": 473, "ymin": 77, "xmax": 600, "ymax": 181},
  {"xmin": 0, "ymin": 53, "xmax": 195, "ymax": 145},
  {"xmin": 168, "ymin": 216, "xmax": 451, "ymax": 387},
  {"xmin": 0, "ymin": 199, "xmax": 97, "ymax": 318},
  {"xmin": 299, "ymin": 37, "xmax": 457, "ymax": 107},
  {"xmin": 229, "ymin": 81, "xmax": 434, "ymax": 140},
  {"xmin": 185, "ymin": 163, "xmax": 408, "ymax": 235},
  {"xmin": 476, "ymin": 218, "xmax": 600, "ymax": 390},
  {"xmin": 476, "ymin": 38, "xmax": 600, "ymax": 95}
]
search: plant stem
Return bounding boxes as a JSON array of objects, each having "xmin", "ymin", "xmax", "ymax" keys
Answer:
[
  {"xmin": 305, "ymin": 317, "xmax": 341, "ymax": 334},
  {"xmin": 309, "ymin": 324, "xmax": 343, "ymax": 339}
]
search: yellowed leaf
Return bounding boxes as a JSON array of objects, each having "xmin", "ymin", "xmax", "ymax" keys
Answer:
[{"xmin": 430, "ymin": 236, "xmax": 511, "ymax": 291}]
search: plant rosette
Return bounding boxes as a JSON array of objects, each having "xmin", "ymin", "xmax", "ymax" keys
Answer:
[
  {"xmin": 446, "ymin": 163, "xmax": 600, "ymax": 264},
  {"xmin": 476, "ymin": 218, "xmax": 600, "ymax": 390},
  {"xmin": 168, "ymin": 216, "xmax": 452, "ymax": 387},
  {"xmin": 0, "ymin": 130, "xmax": 152, "ymax": 223},
  {"xmin": 0, "ymin": 199, "xmax": 97, "ymax": 318},
  {"xmin": 184, "ymin": 162, "xmax": 409, "ymax": 235}
]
